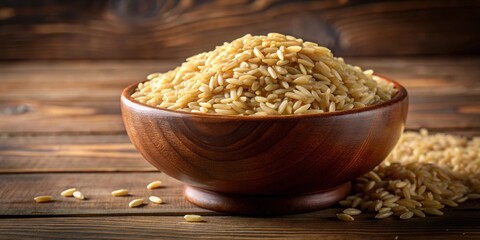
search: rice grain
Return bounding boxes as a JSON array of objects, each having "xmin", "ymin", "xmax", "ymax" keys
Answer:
[
  {"xmin": 111, "ymin": 189, "xmax": 129, "ymax": 197},
  {"xmin": 73, "ymin": 191, "xmax": 85, "ymax": 200},
  {"xmin": 336, "ymin": 213, "xmax": 355, "ymax": 222},
  {"xmin": 343, "ymin": 208, "xmax": 362, "ymax": 215},
  {"xmin": 149, "ymin": 196, "xmax": 163, "ymax": 204},
  {"xmin": 61, "ymin": 188, "xmax": 76, "ymax": 197},
  {"xmin": 184, "ymin": 214, "xmax": 205, "ymax": 222},
  {"xmin": 129, "ymin": 198, "xmax": 144, "ymax": 208},
  {"xmin": 147, "ymin": 181, "xmax": 162, "ymax": 190},
  {"xmin": 399, "ymin": 211, "xmax": 414, "ymax": 220},
  {"xmin": 34, "ymin": 195, "xmax": 53, "ymax": 203}
]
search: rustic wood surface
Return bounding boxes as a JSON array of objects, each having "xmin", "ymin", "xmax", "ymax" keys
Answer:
[
  {"xmin": 0, "ymin": 58, "xmax": 479, "ymax": 239},
  {"xmin": 1, "ymin": 0, "xmax": 480, "ymax": 60},
  {"xmin": 1, "ymin": 59, "xmax": 479, "ymax": 134}
]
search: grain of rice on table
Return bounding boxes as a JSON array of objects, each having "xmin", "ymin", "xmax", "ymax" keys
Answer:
[
  {"xmin": 132, "ymin": 33, "xmax": 397, "ymax": 115},
  {"xmin": 336, "ymin": 129, "xmax": 480, "ymax": 220}
]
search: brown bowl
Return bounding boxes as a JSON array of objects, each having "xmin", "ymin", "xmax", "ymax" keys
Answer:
[{"xmin": 121, "ymin": 75, "xmax": 408, "ymax": 215}]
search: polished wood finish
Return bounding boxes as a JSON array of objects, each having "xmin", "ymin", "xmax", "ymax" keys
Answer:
[
  {"xmin": 0, "ymin": 135, "xmax": 154, "ymax": 173},
  {"xmin": 184, "ymin": 182, "xmax": 352, "ymax": 215},
  {"xmin": 1, "ymin": 207, "xmax": 479, "ymax": 240},
  {"xmin": 0, "ymin": 59, "xmax": 479, "ymax": 238},
  {"xmin": 0, "ymin": 172, "xmax": 210, "ymax": 216},
  {"xmin": 1, "ymin": 0, "xmax": 479, "ymax": 60},
  {"xmin": 121, "ymin": 76, "xmax": 408, "ymax": 214}
]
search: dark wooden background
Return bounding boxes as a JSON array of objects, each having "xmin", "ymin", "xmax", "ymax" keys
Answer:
[
  {"xmin": 1, "ymin": 1, "xmax": 480, "ymax": 239},
  {"xmin": 1, "ymin": 0, "xmax": 480, "ymax": 60}
]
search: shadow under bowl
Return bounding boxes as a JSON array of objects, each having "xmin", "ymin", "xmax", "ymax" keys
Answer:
[{"xmin": 121, "ymin": 75, "xmax": 408, "ymax": 215}]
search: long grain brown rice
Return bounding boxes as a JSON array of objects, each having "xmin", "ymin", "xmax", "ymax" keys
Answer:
[
  {"xmin": 73, "ymin": 191, "xmax": 85, "ymax": 200},
  {"xmin": 147, "ymin": 181, "xmax": 162, "ymax": 190},
  {"xmin": 129, "ymin": 198, "xmax": 144, "ymax": 208},
  {"xmin": 184, "ymin": 214, "xmax": 205, "ymax": 222},
  {"xmin": 60, "ymin": 188, "xmax": 76, "ymax": 197},
  {"xmin": 337, "ymin": 129, "xmax": 479, "ymax": 220},
  {"xmin": 149, "ymin": 196, "xmax": 163, "ymax": 204},
  {"xmin": 111, "ymin": 189, "xmax": 129, "ymax": 197},
  {"xmin": 336, "ymin": 213, "xmax": 355, "ymax": 222},
  {"xmin": 34, "ymin": 195, "xmax": 53, "ymax": 203},
  {"xmin": 343, "ymin": 208, "xmax": 361, "ymax": 215},
  {"xmin": 132, "ymin": 33, "xmax": 396, "ymax": 115}
]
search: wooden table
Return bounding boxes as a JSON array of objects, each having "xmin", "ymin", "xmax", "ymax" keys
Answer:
[{"xmin": 0, "ymin": 58, "xmax": 479, "ymax": 239}]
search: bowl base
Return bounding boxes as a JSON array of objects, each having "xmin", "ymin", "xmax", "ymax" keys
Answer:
[{"xmin": 184, "ymin": 182, "xmax": 351, "ymax": 216}]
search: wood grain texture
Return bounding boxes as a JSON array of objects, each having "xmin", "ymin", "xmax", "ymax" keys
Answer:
[
  {"xmin": 0, "ymin": 100, "xmax": 124, "ymax": 133},
  {"xmin": 1, "ymin": 0, "xmax": 479, "ymax": 60},
  {"xmin": 0, "ymin": 60, "xmax": 178, "ymax": 101},
  {"xmin": 0, "ymin": 206, "xmax": 479, "ymax": 240},
  {"xmin": 0, "ymin": 93, "xmax": 477, "ymax": 134},
  {"xmin": 0, "ymin": 172, "xmax": 478, "ymax": 238},
  {"xmin": 1, "ymin": 129, "xmax": 479, "ymax": 174},
  {"xmin": 1, "ymin": 58, "xmax": 478, "ymax": 101},
  {"xmin": 0, "ymin": 57, "xmax": 479, "ymax": 238},
  {"xmin": 0, "ymin": 59, "xmax": 479, "ymax": 134},
  {"xmin": 0, "ymin": 134, "xmax": 155, "ymax": 173},
  {"xmin": 0, "ymin": 172, "xmax": 211, "ymax": 216}
]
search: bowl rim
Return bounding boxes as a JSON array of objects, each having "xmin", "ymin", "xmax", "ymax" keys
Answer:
[{"xmin": 121, "ymin": 74, "xmax": 408, "ymax": 120}]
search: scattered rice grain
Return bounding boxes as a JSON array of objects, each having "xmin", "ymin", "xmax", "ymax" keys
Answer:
[
  {"xmin": 336, "ymin": 213, "xmax": 355, "ymax": 222},
  {"xmin": 111, "ymin": 189, "xmax": 129, "ymax": 197},
  {"xmin": 129, "ymin": 198, "xmax": 144, "ymax": 208},
  {"xmin": 149, "ymin": 196, "xmax": 163, "ymax": 204},
  {"xmin": 34, "ymin": 195, "xmax": 53, "ymax": 203},
  {"xmin": 73, "ymin": 191, "xmax": 85, "ymax": 200},
  {"xmin": 61, "ymin": 188, "xmax": 76, "ymax": 197},
  {"xmin": 147, "ymin": 181, "xmax": 162, "ymax": 190},
  {"xmin": 184, "ymin": 214, "xmax": 205, "ymax": 222}
]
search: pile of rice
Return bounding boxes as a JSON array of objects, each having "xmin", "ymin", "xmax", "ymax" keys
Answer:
[
  {"xmin": 336, "ymin": 129, "xmax": 480, "ymax": 221},
  {"xmin": 132, "ymin": 33, "xmax": 396, "ymax": 115}
]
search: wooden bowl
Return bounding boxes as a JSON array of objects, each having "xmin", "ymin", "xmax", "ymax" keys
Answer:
[{"xmin": 121, "ymin": 76, "xmax": 408, "ymax": 215}]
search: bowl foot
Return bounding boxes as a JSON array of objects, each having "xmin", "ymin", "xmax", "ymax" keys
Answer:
[{"xmin": 184, "ymin": 182, "xmax": 351, "ymax": 216}]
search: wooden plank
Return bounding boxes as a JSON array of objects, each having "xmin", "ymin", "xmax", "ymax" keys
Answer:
[
  {"xmin": 0, "ymin": 59, "xmax": 478, "ymax": 132},
  {"xmin": 0, "ymin": 93, "xmax": 478, "ymax": 134},
  {"xmin": 0, "ymin": 172, "xmax": 478, "ymax": 239},
  {"xmin": 0, "ymin": 134, "xmax": 155, "ymax": 173},
  {"xmin": 0, "ymin": 61, "xmax": 178, "ymax": 101},
  {"xmin": 0, "ymin": 172, "xmax": 479, "ymax": 217},
  {"xmin": 1, "ymin": 58, "xmax": 479, "ymax": 101},
  {"xmin": 0, "ymin": 207, "xmax": 479, "ymax": 239},
  {"xmin": 0, "ymin": 1, "xmax": 479, "ymax": 59},
  {"xmin": 1, "ymin": 129, "xmax": 479, "ymax": 174},
  {"xmin": 0, "ymin": 100, "xmax": 124, "ymax": 133},
  {"xmin": 0, "ymin": 172, "xmax": 212, "ymax": 216},
  {"xmin": 408, "ymin": 93, "xmax": 480, "ymax": 129}
]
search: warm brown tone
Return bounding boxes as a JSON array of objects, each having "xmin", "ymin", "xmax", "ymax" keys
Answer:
[
  {"xmin": 121, "ymin": 75, "xmax": 408, "ymax": 215},
  {"xmin": 0, "ymin": 59, "xmax": 478, "ymax": 134},
  {"xmin": 1, "ymin": 0, "xmax": 479, "ymax": 60},
  {"xmin": 0, "ymin": 59, "xmax": 479, "ymax": 239}
]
